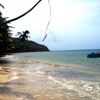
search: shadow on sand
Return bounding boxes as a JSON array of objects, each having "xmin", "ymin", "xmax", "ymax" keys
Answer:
[
  {"xmin": 0, "ymin": 59, "xmax": 11, "ymax": 64},
  {"xmin": 0, "ymin": 55, "xmax": 13, "ymax": 65},
  {"xmin": 0, "ymin": 85, "xmax": 34, "ymax": 100}
]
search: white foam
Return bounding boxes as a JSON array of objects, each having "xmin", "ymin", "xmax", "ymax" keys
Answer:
[
  {"xmin": 48, "ymin": 76, "xmax": 74, "ymax": 90},
  {"xmin": 48, "ymin": 76, "xmax": 100, "ymax": 100},
  {"xmin": 0, "ymin": 76, "xmax": 18, "ymax": 84}
]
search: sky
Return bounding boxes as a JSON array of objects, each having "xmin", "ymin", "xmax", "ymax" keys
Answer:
[{"xmin": 0, "ymin": 0, "xmax": 100, "ymax": 50}]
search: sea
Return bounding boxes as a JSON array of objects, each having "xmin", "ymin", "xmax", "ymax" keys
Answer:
[{"xmin": 0, "ymin": 50, "xmax": 100, "ymax": 100}]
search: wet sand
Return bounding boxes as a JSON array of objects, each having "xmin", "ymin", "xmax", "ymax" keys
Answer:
[
  {"xmin": 0, "ymin": 67, "xmax": 93, "ymax": 100},
  {"xmin": 0, "ymin": 55, "xmax": 100, "ymax": 100}
]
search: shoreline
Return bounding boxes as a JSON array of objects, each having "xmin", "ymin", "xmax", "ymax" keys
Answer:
[{"xmin": 0, "ymin": 54, "xmax": 100, "ymax": 100}]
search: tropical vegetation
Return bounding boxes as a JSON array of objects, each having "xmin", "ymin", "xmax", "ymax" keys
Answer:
[
  {"xmin": 11, "ymin": 38, "xmax": 49, "ymax": 53},
  {"xmin": 16, "ymin": 30, "xmax": 30, "ymax": 43},
  {"xmin": 0, "ymin": 0, "xmax": 42, "ymax": 56},
  {"xmin": 0, "ymin": 5, "xmax": 13, "ymax": 56}
]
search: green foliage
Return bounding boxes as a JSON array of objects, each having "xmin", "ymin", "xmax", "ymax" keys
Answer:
[
  {"xmin": 0, "ymin": 10, "xmax": 13, "ymax": 56},
  {"xmin": 11, "ymin": 38, "xmax": 49, "ymax": 52},
  {"xmin": 16, "ymin": 30, "xmax": 30, "ymax": 43},
  {"xmin": 0, "ymin": 1, "xmax": 42, "ymax": 56}
]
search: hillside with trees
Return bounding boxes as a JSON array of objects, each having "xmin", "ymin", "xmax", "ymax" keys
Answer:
[
  {"xmin": 0, "ymin": 0, "xmax": 49, "ymax": 57},
  {"xmin": 11, "ymin": 38, "xmax": 49, "ymax": 53}
]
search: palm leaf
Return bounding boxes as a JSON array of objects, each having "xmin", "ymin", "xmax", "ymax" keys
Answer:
[{"xmin": 16, "ymin": 32, "xmax": 22, "ymax": 36}]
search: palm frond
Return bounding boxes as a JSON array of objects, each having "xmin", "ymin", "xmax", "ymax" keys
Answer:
[{"xmin": 16, "ymin": 32, "xmax": 22, "ymax": 36}]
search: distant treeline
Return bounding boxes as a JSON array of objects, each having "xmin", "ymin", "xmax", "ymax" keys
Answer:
[{"xmin": 10, "ymin": 38, "xmax": 49, "ymax": 53}]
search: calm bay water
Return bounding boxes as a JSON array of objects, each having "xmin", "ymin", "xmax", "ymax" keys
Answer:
[
  {"xmin": 16, "ymin": 50, "xmax": 100, "ymax": 73},
  {"xmin": 0, "ymin": 50, "xmax": 100, "ymax": 100}
]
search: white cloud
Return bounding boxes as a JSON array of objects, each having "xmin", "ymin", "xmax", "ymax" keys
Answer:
[{"xmin": 1, "ymin": 0, "xmax": 100, "ymax": 50}]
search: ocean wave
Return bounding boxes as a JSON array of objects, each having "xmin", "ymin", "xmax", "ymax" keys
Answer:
[{"xmin": 48, "ymin": 76, "xmax": 100, "ymax": 100}]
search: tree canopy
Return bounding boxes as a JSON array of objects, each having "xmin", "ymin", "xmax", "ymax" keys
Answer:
[
  {"xmin": 0, "ymin": 1, "xmax": 42, "ymax": 56},
  {"xmin": 17, "ymin": 30, "xmax": 30, "ymax": 43},
  {"xmin": 0, "ymin": 7, "xmax": 13, "ymax": 56}
]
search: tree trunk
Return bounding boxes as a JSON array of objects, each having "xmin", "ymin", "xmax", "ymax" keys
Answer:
[{"xmin": 5, "ymin": 0, "xmax": 42, "ymax": 23}]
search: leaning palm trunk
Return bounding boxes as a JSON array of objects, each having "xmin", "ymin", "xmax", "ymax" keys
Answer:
[
  {"xmin": 0, "ymin": 3, "xmax": 4, "ymax": 9},
  {"xmin": 0, "ymin": 0, "xmax": 42, "ymax": 56},
  {"xmin": 5, "ymin": 0, "xmax": 42, "ymax": 23}
]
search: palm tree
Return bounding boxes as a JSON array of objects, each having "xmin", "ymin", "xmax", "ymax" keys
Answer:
[
  {"xmin": 0, "ymin": 11, "xmax": 13, "ymax": 56},
  {"xmin": 0, "ymin": 0, "xmax": 42, "ymax": 56},
  {"xmin": 5, "ymin": 0, "xmax": 42, "ymax": 23},
  {"xmin": 0, "ymin": 3, "xmax": 4, "ymax": 9},
  {"xmin": 17, "ymin": 30, "xmax": 30, "ymax": 43}
]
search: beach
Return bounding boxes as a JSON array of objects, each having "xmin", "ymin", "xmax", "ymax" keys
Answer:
[{"xmin": 0, "ymin": 50, "xmax": 100, "ymax": 100}]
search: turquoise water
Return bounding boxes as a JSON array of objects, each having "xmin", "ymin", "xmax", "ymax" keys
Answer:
[{"xmin": 15, "ymin": 50, "xmax": 100, "ymax": 74}]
